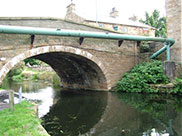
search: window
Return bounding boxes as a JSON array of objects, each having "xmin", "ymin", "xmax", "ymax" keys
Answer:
[
  {"xmin": 99, "ymin": 24, "xmax": 104, "ymax": 27},
  {"xmin": 113, "ymin": 25, "xmax": 118, "ymax": 31},
  {"xmin": 123, "ymin": 27, "xmax": 127, "ymax": 33}
]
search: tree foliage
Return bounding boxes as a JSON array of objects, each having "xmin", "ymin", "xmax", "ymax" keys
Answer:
[{"xmin": 140, "ymin": 10, "xmax": 167, "ymax": 38}]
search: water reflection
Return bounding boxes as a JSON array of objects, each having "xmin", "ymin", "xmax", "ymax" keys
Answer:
[
  {"xmin": 23, "ymin": 87, "xmax": 55, "ymax": 118},
  {"xmin": 41, "ymin": 90, "xmax": 108, "ymax": 136},
  {"xmin": 2, "ymin": 80, "xmax": 182, "ymax": 136},
  {"xmin": 41, "ymin": 91, "xmax": 182, "ymax": 136},
  {"xmin": 114, "ymin": 93, "xmax": 182, "ymax": 136},
  {"xmin": 2, "ymin": 79, "xmax": 50, "ymax": 93}
]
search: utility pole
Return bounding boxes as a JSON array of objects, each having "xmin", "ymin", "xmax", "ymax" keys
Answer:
[{"xmin": 95, "ymin": 0, "xmax": 98, "ymax": 25}]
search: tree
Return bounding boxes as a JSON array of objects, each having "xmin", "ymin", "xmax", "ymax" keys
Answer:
[{"xmin": 140, "ymin": 10, "xmax": 167, "ymax": 38}]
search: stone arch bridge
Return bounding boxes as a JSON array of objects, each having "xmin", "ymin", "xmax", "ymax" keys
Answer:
[{"xmin": 0, "ymin": 18, "xmax": 172, "ymax": 91}]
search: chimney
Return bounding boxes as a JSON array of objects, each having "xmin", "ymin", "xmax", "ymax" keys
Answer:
[
  {"xmin": 66, "ymin": 3, "xmax": 76, "ymax": 13},
  {"xmin": 110, "ymin": 7, "xmax": 119, "ymax": 18},
  {"xmin": 129, "ymin": 15, "xmax": 138, "ymax": 21},
  {"xmin": 65, "ymin": 2, "xmax": 84, "ymax": 23}
]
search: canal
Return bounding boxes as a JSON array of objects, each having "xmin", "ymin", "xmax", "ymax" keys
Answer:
[{"xmin": 2, "ymin": 80, "xmax": 182, "ymax": 136}]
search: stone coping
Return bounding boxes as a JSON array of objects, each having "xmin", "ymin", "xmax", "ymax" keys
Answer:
[
  {"xmin": 0, "ymin": 17, "xmax": 126, "ymax": 34},
  {"xmin": 0, "ymin": 17, "xmax": 64, "ymax": 20}
]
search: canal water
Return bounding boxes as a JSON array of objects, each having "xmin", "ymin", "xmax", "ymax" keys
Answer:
[{"xmin": 2, "ymin": 80, "xmax": 182, "ymax": 136}]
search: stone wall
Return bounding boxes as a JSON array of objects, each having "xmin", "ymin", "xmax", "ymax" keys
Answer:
[
  {"xmin": 166, "ymin": 0, "xmax": 182, "ymax": 63},
  {"xmin": 137, "ymin": 42, "xmax": 167, "ymax": 63}
]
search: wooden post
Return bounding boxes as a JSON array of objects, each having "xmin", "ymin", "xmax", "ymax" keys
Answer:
[{"xmin": 9, "ymin": 90, "xmax": 14, "ymax": 111}]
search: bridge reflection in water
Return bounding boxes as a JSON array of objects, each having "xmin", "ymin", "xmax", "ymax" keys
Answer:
[{"xmin": 2, "ymin": 80, "xmax": 182, "ymax": 136}]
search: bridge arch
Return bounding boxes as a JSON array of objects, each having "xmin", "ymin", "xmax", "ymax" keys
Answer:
[{"xmin": 0, "ymin": 46, "xmax": 110, "ymax": 90}]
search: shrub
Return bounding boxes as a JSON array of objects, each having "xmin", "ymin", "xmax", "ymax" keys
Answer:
[
  {"xmin": 31, "ymin": 74, "xmax": 39, "ymax": 80},
  {"xmin": 7, "ymin": 65, "xmax": 24, "ymax": 78},
  {"xmin": 115, "ymin": 60, "xmax": 170, "ymax": 93},
  {"xmin": 24, "ymin": 58, "xmax": 41, "ymax": 66},
  {"xmin": 6, "ymin": 64, "xmax": 24, "ymax": 81},
  {"xmin": 12, "ymin": 74, "xmax": 24, "ymax": 81},
  {"xmin": 170, "ymin": 78, "xmax": 182, "ymax": 94},
  {"xmin": 52, "ymin": 74, "xmax": 60, "ymax": 88},
  {"xmin": 140, "ymin": 43, "xmax": 150, "ymax": 53}
]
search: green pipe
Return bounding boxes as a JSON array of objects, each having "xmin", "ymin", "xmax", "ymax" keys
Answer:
[
  {"xmin": 150, "ymin": 41, "xmax": 174, "ymax": 60},
  {"xmin": 0, "ymin": 25, "xmax": 175, "ymax": 59},
  {"xmin": 150, "ymin": 45, "xmax": 167, "ymax": 59},
  {"xmin": 166, "ymin": 44, "xmax": 170, "ymax": 61}
]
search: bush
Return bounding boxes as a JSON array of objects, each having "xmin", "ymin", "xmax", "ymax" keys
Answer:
[
  {"xmin": 115, "ymin": 60, "xmax": 170, "ymax": 93},
  {"xmin": 6, "ymin": 64, "xmax": 24, "ymax": 81},
  {"xmin": 12, "ymin": 74, "xmax": 24, "ymax": 81},
  {"xmin": 7, "ymin": 65, "xmax": 24, "ymax": 78},
  {"xmin": 52, "ymin": 74, "xmax": 60, "ymax": 88},
  {"xmin": 140, "ymin": 43, "xmax": 150, "ymax": 53},
  {"xmin": 24, "ymin": 58, "xmax": 42, "ymax": 66},
  {"xmin": 31, "ymin": 74, "xmax": 39, "ymax": 80},
  {"xmin": 171, "ymin": 78, "xmax": 182, "ymax": 94}
]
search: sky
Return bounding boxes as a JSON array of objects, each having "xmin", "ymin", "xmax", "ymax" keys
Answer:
[{"xmin": 0, "ymin": 0, "xmax": 166, "ymax": 20}]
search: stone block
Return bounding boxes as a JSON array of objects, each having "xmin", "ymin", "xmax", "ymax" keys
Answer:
[{"xmin": 163, "ymin": 61, "xmax": 176, "ymax": 81}]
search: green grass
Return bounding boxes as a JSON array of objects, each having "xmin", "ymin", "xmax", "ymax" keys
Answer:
[{"xmin": 0, "ymin": 101, "xmax": 48, "ymax": 136}]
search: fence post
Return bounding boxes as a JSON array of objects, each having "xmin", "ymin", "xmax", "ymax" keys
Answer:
[{"xmin": 9, "ymin": 90, "xmax": 14, "ymax": 111}]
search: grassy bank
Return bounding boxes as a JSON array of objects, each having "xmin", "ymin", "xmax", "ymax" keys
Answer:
[
  {"xmin": 0, "ymin": 101, "xmax": 49, "ymax": 136},
  {"xmin": 115, "ymin": 60, "xmax": 182, "ymax": 94}
]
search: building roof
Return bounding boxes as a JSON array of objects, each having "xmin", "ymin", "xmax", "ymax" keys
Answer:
[
  {"xmin": 65, "ymin": 3, "xmax": 154, "ymax": 29},
  {"xmin": 85, "ymin": 16, "xmax": 154, "ymax": 29},
  {"xmin": 72, "ymin": 10, "xmax": 154, "ymax": 29}
]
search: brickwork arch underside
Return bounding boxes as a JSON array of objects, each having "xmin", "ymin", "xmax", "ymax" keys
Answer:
[{"xmin": 0, "ymin": 46, "xmax": 109, "ymax": 90}]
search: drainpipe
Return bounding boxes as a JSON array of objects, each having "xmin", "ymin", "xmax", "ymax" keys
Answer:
[
  {"xmin": 150, "ymin": 41, "xmax": 174, "ymax": 61},
  {"xmin": 0, "ymin": 25, "xmax": 175, "ymax": 60},
  {"xmin": 166, "ymin": 44, "xmax": 170, "ymax": 61}
]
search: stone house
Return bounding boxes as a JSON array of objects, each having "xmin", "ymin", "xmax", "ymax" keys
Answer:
[{"xmin": 65, "ymin": 3, "xmax": 155, "ymax": 36}]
